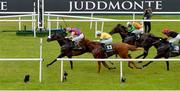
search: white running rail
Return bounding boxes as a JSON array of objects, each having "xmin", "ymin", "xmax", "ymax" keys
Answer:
[{"xmin": 57, "ymin": 58, "xmax": 180, "ymax": 83}]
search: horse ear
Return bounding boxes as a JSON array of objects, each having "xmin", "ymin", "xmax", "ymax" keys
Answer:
[
  {"xmin": 121, "ymin": 26, "xmax": 126, "ymax": 29},
  {"xmin": 117, "ymin": 24, "xmax": 121, "ymax": 27}
]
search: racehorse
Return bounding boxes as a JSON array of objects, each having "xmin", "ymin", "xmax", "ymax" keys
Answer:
[
  {"xmin": 78, "ymin": 38, "xmax": 143, "ymax": 72},
  {"xmin": 109, "ymin": 24, "xmax": 151, "ymax": 59},
  {"xmin": 109, "ymin": 24, "xmax": 129, "ymax": 42},
  {"xmin": 46, "ymin": 29, "xmax": 115, "ymax": 72},
  {"xmin": 47, "ymin": 29, "xmax": 85, "ymax": 69},
  {"xmin": 140, "ymin": 34, "xmax": 179, "ymax": 70}
]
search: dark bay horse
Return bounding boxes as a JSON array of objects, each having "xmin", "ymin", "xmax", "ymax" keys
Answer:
[
  {"xmin": 109, "ymin": 24, "xmax": 152, "ymax": 59},
  {"xmin": 78, "ymin": 38, "xmax": 143, "ymax": 72},
  {"xmin": 46, "ymin": 30, "xmax": 86, "ymax": 69},
  {"xmin": 46, "ymin": 30, "xmax": 115, "ymax": 72},
  {"xmin": 140, "ymin": 34, "xmax": 179, "ymax": 70},
  {"xmin": 109, "ymin": 24, "xmax": 129, "ymax": 42}
]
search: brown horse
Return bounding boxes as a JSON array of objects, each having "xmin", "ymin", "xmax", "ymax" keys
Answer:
[
  {"xmin": 46, "ymin": 30, "xmax": 116, "ymax": 72},
  {"xmin": 79, "ymin": 38, "xmax": 143, "ymax": 72}
]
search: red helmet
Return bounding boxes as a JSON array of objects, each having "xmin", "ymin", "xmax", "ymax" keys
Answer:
[{"xmin": 162, "ymin": 29, "xmax": 171, "ymax": 34}]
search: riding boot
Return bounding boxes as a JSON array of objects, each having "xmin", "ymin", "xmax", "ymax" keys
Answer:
[
  {"xmin": 135, "ymin": 34, "xmax": 140, "ymax": 40},
  {"xmin": 101, "ymin": 43, "xmax": 106, "ymax": 51},
  {"xmin": 101, "ymin": 43, "xmax": 108, "ymax": 57}
]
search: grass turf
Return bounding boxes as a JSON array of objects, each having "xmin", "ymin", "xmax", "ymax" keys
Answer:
[{"xmin": 0, "ymin": 15, "xmax": 180, "ymax": 90}]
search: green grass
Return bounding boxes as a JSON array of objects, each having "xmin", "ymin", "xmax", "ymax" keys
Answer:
[{"xmin": 0, "ymin": 15, "xmax": 180, "ymax": 90}]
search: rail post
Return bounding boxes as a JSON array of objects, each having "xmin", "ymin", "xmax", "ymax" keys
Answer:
[{"xmin": 39, "ymin": 38, "xmax": 43, "ymax": 82}]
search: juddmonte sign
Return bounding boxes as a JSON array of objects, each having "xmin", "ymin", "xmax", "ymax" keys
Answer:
[
  {"xmin": 45, "ymin": 0, "xmax": 180, "ymax": 12},
  {"xmin": 0, "ymin": 0, "xmax": 35, "ymax": 12},
  {"xmin": 0, "ymin": 1, "xmax": 7, "ymax": 11},
  {"xmin": 69, "ymin": 1, "xmax": 162, "ymax": 11},
  {"xmin": 0, "ymin": 0, "xmax": 180, "ymax": 12}
]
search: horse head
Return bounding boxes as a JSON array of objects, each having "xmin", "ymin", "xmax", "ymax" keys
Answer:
[
  {"xmin": 109, "ymin": 24, "xmax": 128, "ymax": 35},
  {"xmin": 109, "ymin": 24, "xmax": 129, "ymax": 42},
  {"xmin": 47, "ymin": 29, "xmax": 67, "ymax": 42}
]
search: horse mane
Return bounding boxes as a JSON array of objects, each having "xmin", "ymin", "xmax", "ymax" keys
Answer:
[
  {"xmin": 83, "ymin": 38, "xmax": 100, "ymax": 45},
  {"xmin": 121, "ymin": 25, "xmax": 128, "ymax": 32}
]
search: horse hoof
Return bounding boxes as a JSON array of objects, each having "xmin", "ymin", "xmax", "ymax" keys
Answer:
[
  {"xmin": 138, "ymin": 67, "xmax": 142, "ymax": 69},
  {"xmin": 129, "ymin": 67, "xmax": 133, "ymax": 69},
  {"xmin": 138, "ymin": 61, "xmax": 142, "ymax": 63},
  {"xmin": 46, "ymin": 64, "xmax": 50, "ymax": 67},
  {"xmin": 121, "ymin": 78, "xmax": 126, "ymax": 83},
  {"xmin": 108, "ymin": 67, "xmax": 116, "ymax": 70},
  {"xmin": 142, "ymin": 65, "xmax": 146, "ymax": 68},
  {"xmin": 113, "ymin": 67, "xmax": 116, "ymax": 69}
]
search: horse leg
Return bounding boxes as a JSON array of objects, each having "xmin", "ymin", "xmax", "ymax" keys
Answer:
[
  {"xmin": 67, "ymin": 56, "xmax": 73, "ymax": 70},
  {"xmin": 102, "ymin": 61, "xmax": 116, "ymax": 70},
  {"xmin": 47, "ymin": 53, "xmax": 65, "ymax": 67},
  {"xmin": 136, "ymin": 48, "xmax": 149, "ymax": 63},
  {"xmin": 97, "ymin": 61, "xmax": 101, "ymax": 73},
  {"xmin": 121, "ymin": 54, "xmax": 141, "ymax": 69},
  {"xmin": 143, "ymin": 53, "xmax": 162, "ymax": 68},
  {"xmin": 164, "ymin": 57, "xmax": 170, "ymax": 71},
  {"xmin": 128, "ymin": 62, "xmax": 133, "ymax": 69},
  {"xmin": 129, "ymin": 61, "xmax": 142, "ymax": 69},
  {"xmin": 166, "ymin": 61, "xmax": 169, "ymax": 71},
  {"xmin": 142, "ymin": 61, "xmax": 153, "ymax": 68}
]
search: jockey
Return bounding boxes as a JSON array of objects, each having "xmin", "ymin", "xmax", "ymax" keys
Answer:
[
  {"xmin": 96, "ymin": 31, "xmax": 113, "ymax": 44},
  {"xmin": 162, "ymin": 29, "xmax": 180, "ymax": 43},
  {"xmin": 162, "ymin": 29, "xmax": 180, "ymax": 52},
  {"xmin": 96, "ymin": 31, "xmax": 113, "ymax": 52},
  {"xmin": 66, "ymin": 27, "xmax": 84, "ymax": 49},
  {"xmin": 127, "ymin": 21, "xmax": 144, "ymax": 38}
]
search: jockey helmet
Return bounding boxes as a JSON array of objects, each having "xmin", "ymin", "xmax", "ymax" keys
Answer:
[
  {"xmin": 127, "ymin": 22, "xmax": 132, "ymax": 27},
  {"xmin": 162, "ymin": 29, "xmax": 171, "ymax": 34},
  {"xmin": 96, "ymin": 31, "xmax": 102, "ymax": 36},
  {"xmin": 66, "ymin": 27, "xmax": 72, "ymax": 32}
]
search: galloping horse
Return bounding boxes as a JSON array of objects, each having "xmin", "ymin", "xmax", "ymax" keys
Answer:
[
  {"xmin": 46, "ymin": 29, "xmax": 85, "ymax": 69},
  {"xmin": 78, "ymin": 38, "xmax": 143, "ymax": 72},
  {"xmin": 109, "ymin": 24, "xmax": 152, "ymax": 59},
  {"xmin": 140, "ymin": 34, "xmax": 178, "ymax": 70},
  {"xmin": 109, "ymin": 24, "xmax": 129, "ymax": 42},
  {"xmin": 46, "ymin": 29, "xmax": 115, "ymax": 72}
]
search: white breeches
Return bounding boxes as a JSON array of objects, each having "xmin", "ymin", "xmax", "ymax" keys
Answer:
[
  {"xmin": 169, "ymin": 34, "xmax": 180, "ymax": 43},
  {"xmin": 72, "ymin": 33, "xmax": 84, "ymax": 42},
  {"xmin": 100, "ymin": 38, "xmax": 113, "ymax": 44}
]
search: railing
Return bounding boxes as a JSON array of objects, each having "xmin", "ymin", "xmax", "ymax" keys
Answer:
[
  {"xmin": 0, "ymin": 38, "xmax": 43, "ymax": 82},
  {"xmin": 57, "ymin": 58, "xmax": 180, "ymax": 83}
]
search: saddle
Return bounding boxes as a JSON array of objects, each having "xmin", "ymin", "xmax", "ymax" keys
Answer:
[
  {"xmin": 170, "ymin": 44, "xmax": 180, "ymax": 54},
  {"xmin": 72, "ymin": 42, "xmax": 83, "ymax": 50},
  {"xmin": 101, "ymin": 43, "xmax": 113, "ymax": 52}
]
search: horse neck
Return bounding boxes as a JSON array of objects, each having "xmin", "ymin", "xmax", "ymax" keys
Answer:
[
  {"xmin": 118, "ymin": 29, "xmax": 128, "ymax": 40},
  {"xmin": 57, "ymin": 40, "xmax": 65, "ymax": 46},
  {"xmin": 151, "ymin": 37, "xmax": 166, "ymax": 48},
  {"xmin": 82, "ymin": 39, "xmax": 100, "ymax": 51},
  {"xmin": 57, "ymin": 38, "xmax": 70, "ymax": 46}
]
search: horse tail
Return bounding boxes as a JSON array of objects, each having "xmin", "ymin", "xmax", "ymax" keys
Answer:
[{"xmin": 127, "ymin": 44, "xmax": 143, "ymax": 51}]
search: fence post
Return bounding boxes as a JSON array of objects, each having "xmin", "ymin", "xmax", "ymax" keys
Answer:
[
  {"xmin": 47, "ymin": 13, "xmax": 51, "ymax": 38},
  {"xmin": 120, "ymin": 61, "xmax": 123, "ymax": 83},
  {"xmin": 90, "ymin": 13, "xmax": 94, "ymax": 30},
  {"xmin": 33, "ymin": 2, "xmax": 36, "ymax": 38},
  {"xmin": 60, "ymin": 59, "xmax": 64, "ymax": 82},
  {"xmin": 18, "ymin": 17, "xmax": 21, "ymax": 31},
  {"xmin": 39, "ymin": 38, "xmax": 43, "ymax": 82},
  {"xmin": 101, "ymin": 21, "xmax": 104, "ymax": 32},
  {"xmin": 95, "ymin": 21, "xmax": 97, "ymax": 38},
  {"xmin": 56, "ymin": 17, "xmax": 59, "ymax": 29}
]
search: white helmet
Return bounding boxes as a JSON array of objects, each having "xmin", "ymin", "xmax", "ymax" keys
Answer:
[
  {"xmin": 96, "ymin": 31, "xmax": 102, "ymax": 35},
  {"xmin": 127, "ymin": 22, "xmax": 132, "ymax": 27},
  {"xmin": 66, "ymin": 27, "xmax": 72, "ymax": 31}
]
